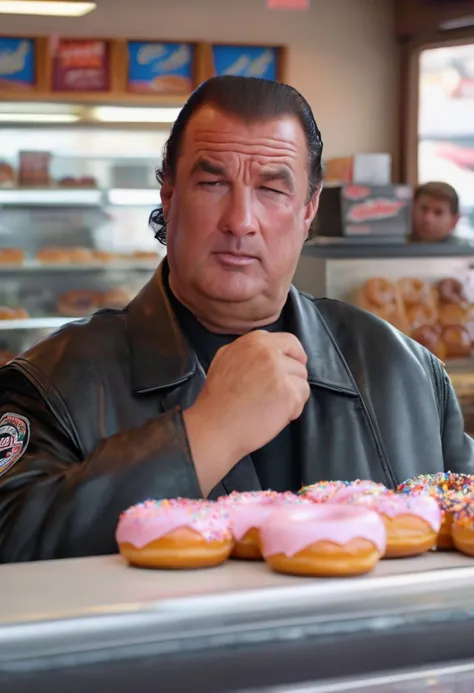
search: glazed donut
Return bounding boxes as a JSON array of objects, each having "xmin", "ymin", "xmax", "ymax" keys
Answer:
[
  {"xmin": 329, "ymin": 480, "xmax": 388, "ymax": 503},
  {"xmin": 362, "ymin": 278, "xmax": 396, "ymax": 308},
  {"xmin": 116, "ymin": 498, "xmax": 232, "ymax": 569},
  {"xmin": 0, "ymin": 248, "xmax": 25, "ymax": 265},
  {"xmin": 131, "ymin": 251, "xmax": 160, "ymax": 261},
  {"xmin": 398, "ymin": 473, "xmax": 474, "ymax": 549},
  {"xmin": 437, "ymin": 278, "xmax": 467, "ymax": 305},
  {"xmin": 452, "ymin": 502, "xmax": 474, "ymax": 557},
  {"xmin": 217, "ymin": 490, "xmax": 306, "ymax": 560},
  {"xmin": 0, "ymin": 306, "xmax": 29, "ymax": 320},
  {"xmin": 92, "ymin": 250, "xmax": 118, "ymax": 263},
  {"xmin": 0, "ymin": 349, "xmax": 15, "ymax": 366},
  {"xmin": 299, "ymin": 481, "xmax": 348, "ymax": 503},
  {"xmin": 438, "ymin": 302, "xmax": 467, "ymax": 327},
  {"xmin": 36, "ymin": 247, "xmax": 71, "ymax": 264},
  {"xmin": 406, "ymin": 302, "xmax": 437, "ymax": 329},
  {"xmin": 67, "ymin": 247, "xmax": 94, "ymax": 264},
  {"xmin": 412, "ymin": 324, "xmax": 447, "ymax": 361},
  {"xmin": 442, "ymin": 325, "xmax": 471, "ymax": 358},
  {"xmin": 100, "ymin": 288, "xmax": 134, "ymax": 310},
  {"xmin": 58, "ymin": 177, "xmax": 77, "ymax": 187},
  {"xmin": 36, "ymin": 246, "xmax": 93, "ymax": 264},
  {"xmin": 260, "ymin": 504, "xmax": 386, "ymax": 577},
  {"xmin": 398, "ymin": 278, "xmax": 430, "ymax": 307},
  {"xmin": 0, "ymin": 161, "xmax": 14, "ymax": 184},
  {"xmin": 57, "ymin": 290, "xmax": 100, "ymax": 317},
  {"xmin": 345, "ymin": 490, "xmax": 441, "ymax": 558},
  {"xmin": 466, "ymin": 304, "xmax": 474, "ymax": 343},
  {"xmin": 0, "ymin": 307, "xmax": 17, "ymax": 320}
]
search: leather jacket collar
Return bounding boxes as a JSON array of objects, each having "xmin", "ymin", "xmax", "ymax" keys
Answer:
[{"xmin": 126, "ymin": 260, "xmax": 359, "ymax": 396}]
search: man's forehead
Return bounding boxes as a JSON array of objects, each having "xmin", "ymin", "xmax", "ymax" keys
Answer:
[
  {"xmin": 418, "ymin": 194, "xmax": 452, "ymax": 211},
  {"xmin": 182, "ymin": 105, "xmax": 305, "ymax": 154}
]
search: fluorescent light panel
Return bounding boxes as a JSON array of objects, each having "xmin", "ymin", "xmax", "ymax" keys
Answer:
[
  {"xmin": 0, "ymin": 188, "xmax": 102, "ymax": 205},
  {"xmin": 0, "ymin": 113, "xmax": 80, "ymax": 123},
  {"xmin": 0, "ymin": 0, "xmax": 96, "ymax": 16},
  {"xmin": 93, "ymin": 106, "xmax": 181, "ymax": 124},
  {"xmin": 108, "ymin": 188, "xmax": 159, "ymax": 206}
]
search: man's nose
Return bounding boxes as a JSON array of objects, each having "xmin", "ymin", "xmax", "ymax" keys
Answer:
[{"xmin": 220, "ymin": 187, "xmax": 258, "ymax": 236}]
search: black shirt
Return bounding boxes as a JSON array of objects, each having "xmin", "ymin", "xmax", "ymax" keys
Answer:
[{"xmin": 165, "ymin": 278, "xmax": 300, "ymax": 492}]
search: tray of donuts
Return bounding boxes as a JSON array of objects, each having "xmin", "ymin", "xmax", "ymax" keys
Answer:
[
  {"xmin": 116, "ymin": 474, "xmax": 474, "ymax": 577},
  {"xmin": 0, "ymin": 247, "xmax": 161, "ymax": 268},
  {"xmin": 56, "ymin": 287, "xmax": 136, "ymax": 317},
  {"xmin": 357, "ymin": 276, "xmax": 474, "ymax": 360}
]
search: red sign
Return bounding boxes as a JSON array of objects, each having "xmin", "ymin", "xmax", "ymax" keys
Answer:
[
  {"xmin": 51, "ymin": 38, "xmax": 110, "ymax": 92},
  {"xmin": 347, "ymin": 199, "xmax": 405, "ymax": 223},
  {"xmin": 267, "ymin": 0, "xmax": 309, "ymax": 8}
]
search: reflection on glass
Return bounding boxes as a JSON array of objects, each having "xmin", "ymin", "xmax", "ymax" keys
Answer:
[{"xmin": 418, "ymin": 43, "xmax": 474, "ymax": 238}]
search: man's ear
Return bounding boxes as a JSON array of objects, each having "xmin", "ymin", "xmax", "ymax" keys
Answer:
[
  {"xmin": 451, "ymin": 213, "xmax": 460, "ymax": 231},
  {"xmin": 303, "ymin": 188, "xmax": 321, "ymax": 237},
  {"xmin": 160, "ymin": 178, "xmax": 174, "ymax": 221}
]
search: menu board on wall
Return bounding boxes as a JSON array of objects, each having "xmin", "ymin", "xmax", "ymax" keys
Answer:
[
  {"xmin": 127, "ymin": 41, "xmax": 194, "ymax": 94},
  {"xmin": 51, "ymin": 38, "xmax": 110, "ymax": 92},
  {"xmin": 211, "ymin": 45, "xmax": 279, "ymax": 80},
  {"xmin": 0, "ymin": 37, "xmax": 36, "ymax": 91}
]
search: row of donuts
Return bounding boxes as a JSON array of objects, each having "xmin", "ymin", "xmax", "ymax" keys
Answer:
[
  {"xmin": 0, "ymin": 247, "xmax": 160, "ymax": 266},
  {"xmin": 116, "ymin": 473, "xmax": 474, "ymax": 577},
  {"xmin": 0, "ymin": 288, "xmax": 134, "ymax": 323},
  {"xmin": 358, "ymin": 277, "xmax": 474, "ymax": 360}
]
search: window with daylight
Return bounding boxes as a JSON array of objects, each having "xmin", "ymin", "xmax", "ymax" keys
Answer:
[{"xmin": 418, "ymin": 41, "xmax": 474, "ymax": 237}]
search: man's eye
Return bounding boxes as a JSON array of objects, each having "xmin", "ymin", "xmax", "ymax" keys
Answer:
[
  {"xmin": 260, "ymin": 186, "xmax": 284, "ymax": 195},
  {"xmin": 198, "ymin": 181, "xmax": 222, "ymax": 187}
]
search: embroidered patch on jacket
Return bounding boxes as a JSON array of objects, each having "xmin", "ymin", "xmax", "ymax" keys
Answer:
[{"xmin": 0, "ymin": 413, "xmax": 30, "ymax": 477}]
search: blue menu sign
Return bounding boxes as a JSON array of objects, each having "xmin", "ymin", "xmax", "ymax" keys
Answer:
[
  {"xmin": 0, "ymin": 37, "xmax": 35, "ymax": 90},
  {"xmin": 212, "ymin": 45, "xmax": 278, "ymax": 80},
  {"xmin": 128, "ymin": 41, "xmax": 194, "ymax": 94}
]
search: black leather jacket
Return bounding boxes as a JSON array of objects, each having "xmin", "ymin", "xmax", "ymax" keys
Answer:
[{"xmin": 0, "ymin": 262, "xmax": 473, "ymax": 562}]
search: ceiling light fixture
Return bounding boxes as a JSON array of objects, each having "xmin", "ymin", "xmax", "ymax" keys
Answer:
[
  {"xmin": 0, "ymin": 113, "xmax": 80, "ymax": 123},
  {"xmin": 92, "ymin": 106, "xmax": 181, "ymax": 124},
  {"xmin": 0, "ymin": 0, "xmax": 96, "ymax": 16}
]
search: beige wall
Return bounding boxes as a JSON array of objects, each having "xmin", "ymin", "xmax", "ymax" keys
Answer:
[{"xmin": 1, "ymin": 0, "xmax": 398, "ymax": 160}]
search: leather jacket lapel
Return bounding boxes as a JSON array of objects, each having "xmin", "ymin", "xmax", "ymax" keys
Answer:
[{"xmin": 127, "ymin": 261, "xmax": 262, "ymax": 496}]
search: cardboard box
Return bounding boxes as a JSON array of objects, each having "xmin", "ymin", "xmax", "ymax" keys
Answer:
[
  {"xmin": 315, "ymin": 184, "xmax": 413, "ymax": 238},
  {"xmin": 325, "ymin": 154, "xmax": 392, "ymax": 185}
]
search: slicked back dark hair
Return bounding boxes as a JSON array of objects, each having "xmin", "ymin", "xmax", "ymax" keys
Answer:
[{"xmin": 149, "ymin": 75, "xmax": 323, "ymax": 245}]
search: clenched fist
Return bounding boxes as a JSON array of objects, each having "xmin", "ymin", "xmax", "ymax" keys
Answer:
[{"xmin": 183, "ymin": 331, "xmax": 310, "ymax": 496}]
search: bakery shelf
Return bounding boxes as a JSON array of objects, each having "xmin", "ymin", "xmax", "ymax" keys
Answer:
[
  {"xmin": 0, "ymin": 188, "xmax": 103, "ymax": 207},
  {"xmin": 0, "ymin": 261, "xmax": 158, "ymax": 273},
  {"xmin": 0, "ymin": 187, "xmax": 159, "ymax": 208},
  {"xmin": 0, "ymin": 318, "xmax": 74, "ymax": 331}
]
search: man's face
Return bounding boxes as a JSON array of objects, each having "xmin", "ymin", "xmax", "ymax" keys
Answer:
[
  {"xmin": 161, "ymin": 106, "xmax": 319, "ymax": 324},
  {"xmin": 413, "ymin": 194, "xmax": 459, "ymax": 242}
]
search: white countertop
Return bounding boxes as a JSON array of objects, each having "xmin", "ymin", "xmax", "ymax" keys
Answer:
[
  {"xmin": 1, "ymin": 551, "xmax": 474, "ymax": 674},
  {"xmin": 0, "ymin": 550, "xmax": 473, "ymax": 625}
]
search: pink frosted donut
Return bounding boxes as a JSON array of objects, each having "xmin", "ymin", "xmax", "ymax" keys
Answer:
[
  {"xmin": 116, "ymin": 498, "xmax": 232, "ymax": 569},
  {"xmin": 217, "ymin": 490, "xmax": 307, "ymax": 559},
  {"xmin": 260, "ymin": 504, "xmax": 386, "ymax": 577},
  {"xmin": 344, "ymin": 490, "xmax": 441, "ymax": 558},
  {"xmin": 330, "ymin": 480, "xmax": 387, "ymax": 503},
  {"xmin": 299, "ymin": 481, "xmax": 348, "ymax": 503}
]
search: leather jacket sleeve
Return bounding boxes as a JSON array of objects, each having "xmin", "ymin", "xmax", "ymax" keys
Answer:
[
  {"xmin": 439, "ymin": 362, "xmax": 474, "ymax": 473},
  {"xmin": 0, "ymin": 371, "xmax": 202, "ymax": 563}
]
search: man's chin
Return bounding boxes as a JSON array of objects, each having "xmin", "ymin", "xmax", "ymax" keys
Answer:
[{"xmin": 200, "ymin": 276, "xmax": 263, "ymax": 304}]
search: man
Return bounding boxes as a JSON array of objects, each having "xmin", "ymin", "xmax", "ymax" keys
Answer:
[
  {"xmin": 0, "ymin": 77, "xmax": 472, "ymax": 563},
  {"xmin": 412, "ymin": 181, "xmax": 460, "ymax": 242}
]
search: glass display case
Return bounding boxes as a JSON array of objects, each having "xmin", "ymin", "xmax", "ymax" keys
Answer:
[
  {"xmin": 1, "ymin": 553, "xmax": 474, "ymax": 693},
  {"xmin": 293, "ymin": 239, "xmax": 474, "ymax": 432},
  {"xmin": 0, "ymin": 121, "xmax": 169, "ymax": 363}
]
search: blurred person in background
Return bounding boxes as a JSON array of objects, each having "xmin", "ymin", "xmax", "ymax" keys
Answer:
[{"xmin": 412, "ymin": 181, "xmax": 460, "ymax": 242}]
